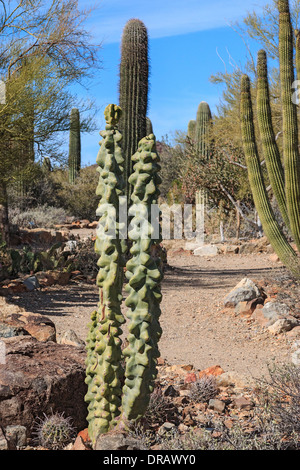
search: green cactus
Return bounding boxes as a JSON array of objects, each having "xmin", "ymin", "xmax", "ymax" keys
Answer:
[
  {"xmin": 187, "ymin": 120, "xmax": 196, "ymax": 141},
  {"xmin": 68, "ymin": 108, "xmax": 81, "ymax": 184},
  {"xmin": 195, "ymin": 101, "xmax": 212, "ymax": 159},
  {"xmin": 121, "ymin": 133, "xmax": 163, "ymax": 421},
  {"xmin": 119, "ymin": 19, "xmax": 149, "ymax": 205},
  {"xmin": 85, "ymin": 104, "xmax": 126, "ymax": 443},
  {"xmin": 240, "ymin": 0, "xmax": 300, "ymax": 278},
  {"xmin": 146, "ymin": 117, "xmax": 153, "ymax": 136},
  {"xmin": 240, "ymin": 74, "xmax": 299, "ymax": 277}
]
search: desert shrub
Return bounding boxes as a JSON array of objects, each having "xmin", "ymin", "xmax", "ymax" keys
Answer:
[
  {"xmin": 255, "ymin": 362, "xmax": 300, "ymax": 436},
  {"xmin": 189, "ymin": 375, "xmax": 219, "ymax": 403},
  {"xmin": 54, "ymin": 165, "xmax": 99, "ymax": 221},
  {"xmin": 9, "ymin": 205, "xmax": 68, "ymax": 229},
  {"xmin": 144, "ymin": 387, "xmax": 177, "ymax": 426},
  {"xmin": 71, "ymin": 238, "xmax": 99, "ymax": 277}
]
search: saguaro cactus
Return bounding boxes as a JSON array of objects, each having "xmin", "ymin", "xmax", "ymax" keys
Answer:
[
  {"xmin": 119, "ymin": 18, "xmax": 149, "ymax": 204},
  {"xmin": 121, "ymin": 133, "xmax": 163, "ymax": 421},
  {"xmin": 68, "ymin": 108, "xmax": 81, "ymax": 184},
  {"xmin": 195, "ymin": 101, "xmax": 212, "ymax": 159},
  {"xmin": 85, "ymin": 104, "xmax": 126, "ymax": 443},
  {"xmin": 240, "ymin": 0, "xmax": 300, "ymax": 278}
]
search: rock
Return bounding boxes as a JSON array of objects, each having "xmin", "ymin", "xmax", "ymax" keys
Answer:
[
  {"xmin": 216, "ymin": 371, "xmax": 253, "ymax": 388},
  {"xmin": 235, "ymin": 298, "xmax": 263, "ymax": 317},
  {"xmin": 94, "ymin": 431, "xmax": 144, "ymax": 451},
  {"xmin": 198, "ymin": 365, "xmax": 224, "ymax": 379},
  {"xmin": 157, "ymin": 422, "xmax": 176, "ymax": 436},
  {"xmin": 184, "ymin": 372, "xmax": 197, "ymax": 384},
  {"xmin": 0, "ymin": 337, "xmax": 87, "ymax": 436},
  {"xmin": 23, "ymin": 276, "xmax": 39, "ymax": 292},
  {"xmin": 194, "ymin": 245, "xmax": 219, "ymax": 257},
  {"xmin": 262, "ymin": 301, "xmax": 293, "ymax": 326},
  {"xmin": 233, "ymin": 396, "xmax": 254, "ymax": 411},
  {"xmin": 72, "ymin": 429, "xmax": 91, "ymax": 451},
  {"xmin": 5, "ymin": 425, "xmax": 27, "ymax": 449},
  {"xmin": 0, "ymin": 322, "xmax": 28, "ymax": 339},
  {"xmin": 4, "ymin": 311, "xmax": 56, "ymax": 342},
  {"xmin": 268, "ymin": 318, "xmax": 299, "ymax": 335},
  {"xmin": 48, "ymin": 271, "xmax": 71, "ymax": 286},
  {"xmin": 58, "ymin": 330, "xmax": 85, "ymax": 348},
  {"xmin": 0, "ymin": 427, "xmax": 8, "ymax": 450},
  {"xmin": 35, "ymin": 271, "xmax": 56, "ymax": 287},
  {"xmin": 287, "ymin": 326, "xmax": 300, "ymax": 339},
  {"xmin": 269, "ymin": 253, "xmax": 280, "ymax": 263},
  {"xmin": 224, "ymin": 245, "xmax": 239, "ymax": 254},
  {"xmin": 208, "ymin": 399, "xmax": 226, "ymax": 413},
  {"xmin": 291, "ymin": 348, "xmax": 300, "ymax": 366},
  {"xmin": 224, "ymin": 278, "xmax": 261, "ymax": 308}
]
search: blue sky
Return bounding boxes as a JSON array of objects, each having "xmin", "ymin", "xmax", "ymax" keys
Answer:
[{"xmin": 75, "ymin": 0, "xmax": 271, "ymax": 166}]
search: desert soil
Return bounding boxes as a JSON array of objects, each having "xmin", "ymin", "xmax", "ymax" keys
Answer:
[{"xmin": 6, "ymin": 245, "xmax": 295, "ymax": 381}]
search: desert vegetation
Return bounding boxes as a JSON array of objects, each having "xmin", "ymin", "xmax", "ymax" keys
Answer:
[{"xmin": 0, "ymin": 0, "xmax": 300, "ymax": 453}]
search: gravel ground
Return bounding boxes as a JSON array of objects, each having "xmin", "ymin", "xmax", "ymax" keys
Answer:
[{"xmin": 6, "ymin": 245, "xmax": 297, "ymax": 380}]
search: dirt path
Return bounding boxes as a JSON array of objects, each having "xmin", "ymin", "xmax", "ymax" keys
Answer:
[{"xmin": 7, "ymin": 251, "xmax": 293, "ymax": 381}]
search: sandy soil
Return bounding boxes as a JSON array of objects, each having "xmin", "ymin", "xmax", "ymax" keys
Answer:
[{"xmin": 6, "ymin": 247, "xmax": 296, "ymax": 382}]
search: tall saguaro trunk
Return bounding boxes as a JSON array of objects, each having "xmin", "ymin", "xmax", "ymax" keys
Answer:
[{"xmin": 119, "ymin": 18, "xmax": 149, "ymax": 205}]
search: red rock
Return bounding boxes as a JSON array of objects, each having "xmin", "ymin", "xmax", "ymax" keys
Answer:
[
  {"xmin": 184, "ymin": 372, "xmax": 197, "ymax": 384},
  {"xmin": 198, "ymin": 365, "xmax": 224, "ymax": 379},
  {"xmin": 72, "ymin": 429, "xmax": 91, "ymax": 450}
]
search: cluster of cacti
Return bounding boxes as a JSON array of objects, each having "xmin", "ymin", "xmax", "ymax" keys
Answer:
[
  {"xmin": 119, "ymin": 18, "xmax": 149, "ymax": 205},
  {"xmin": 85, "ymin": 105, "xmax": 163, "ymax": 446},
  {"xmin": 240, "ymin": 0, "xmax": 300, "ymax": 278},
  {"xmin": 68, "ymin": 108, "xmax": 81, "ymax": 184}
]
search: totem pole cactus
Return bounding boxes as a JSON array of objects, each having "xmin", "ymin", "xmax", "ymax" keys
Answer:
[
  {"xmin": 68, "ymin": 108, "xmax": 81, "ymax": 184},
  {"xmin": 85, "ymin": 105, "xmax": 163, "ymax": 445},
  {"xmin": 85, "ymin": 104, "xmax": 126, "ymax": 443},
  {"xmin": 119, "ymin": 18, "xmax": 149, "ymax": 205},
  {"xmin": 240, "ymin": 0, "xmax": 300, "ymax": 278},
  {"xmin": 121, "ymin": 133, "xmax": 163, "ymax": 421}
]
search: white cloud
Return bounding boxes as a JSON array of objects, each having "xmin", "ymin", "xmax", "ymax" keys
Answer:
[{"xmin": 83, "ymin": 0, "xmax": 270, "ymax": 44}]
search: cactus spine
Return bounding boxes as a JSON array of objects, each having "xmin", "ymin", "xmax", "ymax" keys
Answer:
[
  {"xmin": 68, "ymin": 108, "xmax": 81, "ymax": 184},
  {"xmin": 119, "ymin": 19, "xmax": 149, "ymax": 205},
  {"xmin": 121, "ymin": 133, "xmax": 163, "ymax": 420},
  {"xmin": 195, "ymin": 101, "xmax": 212, "ymax": 159},
  {"xmin": 85, "ymin": 104, "xmax": 126, "ymax": 443}
]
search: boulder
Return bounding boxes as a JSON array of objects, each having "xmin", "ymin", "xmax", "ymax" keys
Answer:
[
  {"xmin": 194, "ymin": 244, "xmax": 220, "ymax": 257},
  {"xmin": 224, "ymin": 278, "xmax": 262, "ymax": 308},
  {"xmin": 0, "ymin": 336, "xmax": 87, "ymax": 437},
  {"xmin": 262, "ymin": 301, "xmax": 293, "ymax": 326},
  {"xmin": 268, "ymin": 318, "xmax": 299, "ymax": 335},
  {"xmin": 2, "ymin": 311, "xmax": 56, "ymax": 342}
]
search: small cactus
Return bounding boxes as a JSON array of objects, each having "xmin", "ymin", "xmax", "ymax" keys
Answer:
[{"xmin": 33, "ymin": 412, "xmax": 76, "ymax": 450}]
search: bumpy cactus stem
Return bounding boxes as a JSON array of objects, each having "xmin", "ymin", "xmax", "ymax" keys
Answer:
[
  {"xmin": 240, "ymin": 75, "xmax": 299, "ymax": 277},
  {"xmin": 121, "ymin": 133, "xmax": 163, "ymax": 421},
  {"xmin": 68, "ymin": 108, "xmax": 81, "ymax": 184},
  {"xmin": 85, "ymin": 104, "xmax": 126, "ymax": 443},
  {"xmin": 119, "ymin": 19, "xmax": 149, "ymax": 205}
]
